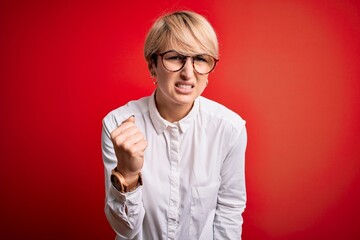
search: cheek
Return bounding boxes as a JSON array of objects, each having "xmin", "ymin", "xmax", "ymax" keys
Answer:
[
  {"xmin": 196, "ymin": 77, "xmax": 208, "ymax": 95},
  {"xmin": 157, "ymin": 72, "xmax": 172, "ymax": 85},
  {"xmin": 197, "ymin": 76, "xmax": 208, "ymax": 88},
  {"xmin": 154, "ymin": 67, "xmax": 169, "ymax": 81}
]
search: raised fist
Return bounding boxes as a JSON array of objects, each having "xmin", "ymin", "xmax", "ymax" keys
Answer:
[{"xmin": 110, "ymin": 116, "xmax": 148, "ymax": 182}]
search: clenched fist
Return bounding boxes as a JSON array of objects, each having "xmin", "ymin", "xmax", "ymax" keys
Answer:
[{"xmin": 110, "ymin": 116, "xmax": 148, "ymax": 183}]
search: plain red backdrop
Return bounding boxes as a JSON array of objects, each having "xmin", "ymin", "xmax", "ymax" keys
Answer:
[{"xmin": 1, "ymin": 0, "xmax": 359, "ymax": 239}]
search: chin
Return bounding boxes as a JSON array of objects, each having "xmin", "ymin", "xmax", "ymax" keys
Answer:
[{"xmin": 174, "ymin": 95, "xmax": 197, "ymax": 105}]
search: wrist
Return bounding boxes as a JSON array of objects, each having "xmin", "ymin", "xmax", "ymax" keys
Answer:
[
  {"xmin": 116, "ymin": 166, "xmax": 139, "ymax": 183},
  {"xmin": 111, "ymin": 167, "xmax": 142, "ymax": 193},
  {"xmin": 119, "ymin": 170, "xmax": 140, "ymax": 184}
]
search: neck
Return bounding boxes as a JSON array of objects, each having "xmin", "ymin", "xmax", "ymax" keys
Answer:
[{"xmin": 155, "ymin": 92, "xmax": 194, "ymax": 123}]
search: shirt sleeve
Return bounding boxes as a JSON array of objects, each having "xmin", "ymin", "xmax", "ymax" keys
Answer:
[
  {"xmin": 213, "ymin": 124, "xmax": 247, "ymax": 239},
  {"xmin": 101, "ymin": 117, "xmax": 145, "ymax": 239}
]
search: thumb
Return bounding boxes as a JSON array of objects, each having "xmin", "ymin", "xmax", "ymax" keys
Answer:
[{"xmin": 122, "ymin": 115, "xmax": 135, "ymax": 124}]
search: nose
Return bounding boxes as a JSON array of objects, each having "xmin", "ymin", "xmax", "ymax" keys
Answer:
[{"xmin": 180, "ymin": 57, "xmax": 195, "ymax": 80}]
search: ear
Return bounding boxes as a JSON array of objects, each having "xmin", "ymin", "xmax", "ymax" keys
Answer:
[
  {"xmin": 150, "ymin": 61, "xmax": 157, "ymax": 77},
  {"xmin": 149, "ymin": 53, "xmax": 158, "ymax": 69}
]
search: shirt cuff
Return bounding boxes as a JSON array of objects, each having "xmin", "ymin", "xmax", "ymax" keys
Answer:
[{"xmin": 109, "ymin": 183, "xmax": 143, "ymax": 204}]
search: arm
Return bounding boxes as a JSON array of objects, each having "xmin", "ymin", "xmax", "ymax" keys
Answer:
[
  {"xmin": 214, "ymin": 126, "xmax": 247, "ymax": 239},
  {"xmin": 102, "ymin": 116, "xmax": 145, "ymax": 239}
]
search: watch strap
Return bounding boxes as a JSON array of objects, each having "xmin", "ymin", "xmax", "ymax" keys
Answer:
[{"xmin": 111, "ymin": 168, "xmax": 142, "ymax": 193}]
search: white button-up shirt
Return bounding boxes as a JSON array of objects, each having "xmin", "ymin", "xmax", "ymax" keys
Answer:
[{"xmin": 102, "ymin": 91, "xmax": 247, "ymax": 240}]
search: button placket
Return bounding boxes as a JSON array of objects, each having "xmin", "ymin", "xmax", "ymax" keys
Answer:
[{"xmin": 167, "ymin": 125, "xmax": 180, "ymax": 239}]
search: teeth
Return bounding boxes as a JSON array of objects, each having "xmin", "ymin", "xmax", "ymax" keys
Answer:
[{"xmin": 177, "ymin": 84, "xmax": 192, "ymax": 89}]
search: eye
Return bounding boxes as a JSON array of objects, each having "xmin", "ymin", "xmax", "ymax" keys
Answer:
[
  {"xmin": 194, "ymin": 55, "xmax": 208, "ymax": 62},
  {"xmin": 164, "ymin": 52, "xmax": 186, "ymax": 61},
  {"xmin": 168, "ymin": 55, "xmax": 183, "ymax": 60}
]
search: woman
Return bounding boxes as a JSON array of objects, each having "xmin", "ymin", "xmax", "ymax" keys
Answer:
[{"xmin": 102, "ymin": 10, "xmax": 247, "ymax": 239}]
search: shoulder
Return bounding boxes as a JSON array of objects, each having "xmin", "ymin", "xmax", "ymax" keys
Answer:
[
  {"xmin": 198, "ymin": 96, "xmax": 246, "ymax": 133},
  {"xmin": 102, "ymin": 95, "xmax": 150, "ymax": 131}
]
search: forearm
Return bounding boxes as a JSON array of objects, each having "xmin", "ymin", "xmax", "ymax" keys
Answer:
[{"xmin": 102, "ymin": 120, "xmax": 145, "ymax": 239}]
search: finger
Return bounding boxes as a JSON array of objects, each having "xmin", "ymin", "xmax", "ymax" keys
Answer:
[
  {"xmin": 121, "ymin": 140, "xmax": 147, "ymax": 160},
  {"xmin": 116, "ymin": 116, "xmax": 135, "ymax": 134},
  {"xmin": 112, "ymin": 126, "xmax": 140, "ymax": 146},
  {"xmin": 122, "ymin": 115, "xmax": 135, "ymax": 124},
  {"xmin": 125, "ymin": 132, "xmax": 146, "ymax": 147},
  {"xmin": 133, "ymin": 139, "xmax": 148, "ymax": 153},
  {"xmin": 111, "ymin": 119, "xmax": 135, "ymax": 139},
  {"xmin": 119, "ymin": 134, "xmax": 143, "ymax": 153}
]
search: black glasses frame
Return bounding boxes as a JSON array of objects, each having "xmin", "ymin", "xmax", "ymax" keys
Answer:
[{"xmin": 157, "ymin": 50, "xmax": 219, "ymax": 75}]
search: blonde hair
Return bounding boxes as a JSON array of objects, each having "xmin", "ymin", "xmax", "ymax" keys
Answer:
[{"xmin": 144, "ymin": 10, "xmax": 219, "ymax": 70}]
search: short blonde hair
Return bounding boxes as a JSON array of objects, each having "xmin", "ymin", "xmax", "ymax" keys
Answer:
[{"xmin": 144, "ymin": 10, "xmax": 219, "ymax": 70}]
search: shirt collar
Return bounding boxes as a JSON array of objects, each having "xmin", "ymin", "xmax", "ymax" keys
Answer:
[{"xmin": 149, "ymin": 90, "xmax": 200, "ymax": 134}]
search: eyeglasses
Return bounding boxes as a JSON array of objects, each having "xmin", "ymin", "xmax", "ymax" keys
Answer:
[{"xmin": 157, "ymin": 50, "xmax": 218, "ymax": 75}]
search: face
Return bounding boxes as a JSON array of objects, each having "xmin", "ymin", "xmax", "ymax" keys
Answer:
[{"xmin": 151, "ymin": 49, "xmax": 209, "ymax": 112}]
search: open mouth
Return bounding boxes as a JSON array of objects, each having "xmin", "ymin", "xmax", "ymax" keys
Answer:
[{"xmin": 175, "ymin": 83, "xmax": 194, "ymax": 89}]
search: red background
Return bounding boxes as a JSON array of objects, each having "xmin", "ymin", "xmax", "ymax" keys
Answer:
[{"xmin": 1, "ymin": 0, "xmax": 359, "ymax": 239}]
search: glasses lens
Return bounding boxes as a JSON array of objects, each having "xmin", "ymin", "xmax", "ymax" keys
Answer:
[
  {"xmin": 193, "ymin": 55, "xmax": 215, "ymax": 74},
  {"xmin": 162, "ymin": 51, "xmax": 186, "ymax": 72}
]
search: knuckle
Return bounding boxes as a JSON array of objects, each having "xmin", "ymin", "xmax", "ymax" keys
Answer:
[
  {"xmin": 129, "ymin": 146, "xmax": 137, "ymax": 155},
  {"xmin": 114, "ymin": 140, "xmax": 121, "ymax": 148},
  {"xmin": 122, "ymin": 141, "xmax": 132, "ymax": 151},
  {"xmin": 114, "ymin": 136, "xmax": 123, "ymax": 147}
]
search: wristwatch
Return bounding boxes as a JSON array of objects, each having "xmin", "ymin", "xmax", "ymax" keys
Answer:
[{"xmin": 111, "ymin": 168, "xmax": 142, "ymax": 193}]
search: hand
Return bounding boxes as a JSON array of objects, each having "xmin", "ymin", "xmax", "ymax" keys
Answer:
[{"xmin": 110, "ymin": 116, "xmax": 148, "ymax": 182}]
